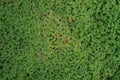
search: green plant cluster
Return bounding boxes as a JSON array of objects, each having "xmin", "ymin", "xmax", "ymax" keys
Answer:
[{"xmin": 0, "ymin": 0, "xmax": 120, "ymax": 80}]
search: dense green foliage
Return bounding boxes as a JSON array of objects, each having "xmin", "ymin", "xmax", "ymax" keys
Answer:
[{"xmin": 0, "ymin": 0, "xmax": 120, "ymax": 80}]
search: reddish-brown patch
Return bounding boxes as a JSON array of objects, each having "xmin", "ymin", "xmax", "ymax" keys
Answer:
[{"xmin": 69, "ymin": 16, "xmax": 74, "ymax": 23}]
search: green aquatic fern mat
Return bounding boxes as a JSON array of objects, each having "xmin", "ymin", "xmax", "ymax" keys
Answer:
[{"xmin": 0, "ymin": 0, "xmax": 120, "ymax": 80}]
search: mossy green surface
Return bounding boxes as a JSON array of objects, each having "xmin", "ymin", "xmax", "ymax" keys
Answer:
[{"xmin": 0, "ymin": 0, "xmax": 120, "ymax": 80}]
